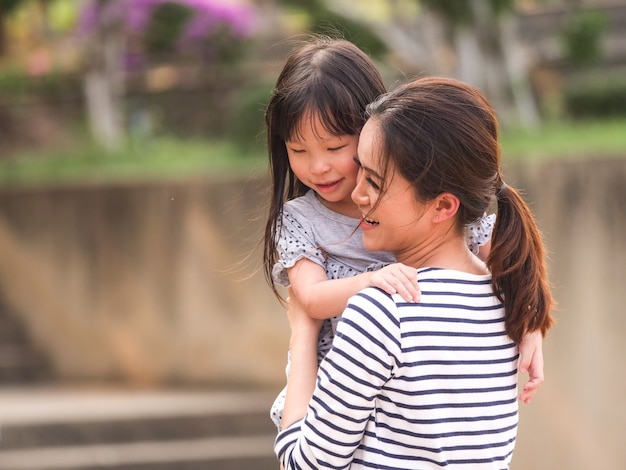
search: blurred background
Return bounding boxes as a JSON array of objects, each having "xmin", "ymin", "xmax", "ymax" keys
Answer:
[{"xmin": 0, "ymin": 0, "xmax": 624, "ymax": 469}]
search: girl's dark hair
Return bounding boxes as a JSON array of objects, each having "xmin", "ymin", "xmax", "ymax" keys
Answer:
[
  {"xmin": 366, "ymin": 76, "xmax": 555, "ymax": 343},
  {"xmin": 263, "ymin": 36, "xmax": 387, "ymax": 298}
]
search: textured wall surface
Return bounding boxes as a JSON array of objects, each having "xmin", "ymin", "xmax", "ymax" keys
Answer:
[
  {"xmin": 0, "ymin": 176, "xmax": 288, "ymax": 387},
  {"xmin": 503, "ymin": 158, "xmax": 626, "ymax": 470}
]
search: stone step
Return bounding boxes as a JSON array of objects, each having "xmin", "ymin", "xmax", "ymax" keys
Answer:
[
  {"xmin": 0, "ymin": 320, "xmax": 24, "ymax": 342},
  {"xmin": 0, "ymin": 436, "xmax": 278, "ymax": 470},
  {"xmin": 0, "ymin": 387, "xmax": 279, "ymax": 470},
  {"xmin": 0, "ymin": 409, "xmax": 273, "ymax": 449},
  {"xmin": 0, "ymin": 305, "xmax": 52, "ymax": 384},
  {"xmin": 0, "ymin": 345, "xmax": 51, "ymax": 384}
]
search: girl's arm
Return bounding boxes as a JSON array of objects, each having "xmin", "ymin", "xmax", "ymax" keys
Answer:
[
  {"xmin": 287, "ymin": 258, "xmax": 420, "ymax": 320},
  {"xmin": 280, "ymin": 289, "xmax": 321, "ymax": 430},
  {"xmin": 477, "ymin": 239, "xmax": 491, "ymax": 262},
  {"xmin": 518, "ymin": 330, "xmax": 544, "ymax": 404}
]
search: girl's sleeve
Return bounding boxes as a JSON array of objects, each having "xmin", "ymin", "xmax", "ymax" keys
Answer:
[
  {"xmin": 272, "ymin": 207, "xmax": 326, "ymax": 286},
  {"xmin": 274, "ymin": 288, "xmax": 402, "ymax": 468},
  {"xmin": 465, "ymin": 213, "xmax": 496, "ymax": 255}
]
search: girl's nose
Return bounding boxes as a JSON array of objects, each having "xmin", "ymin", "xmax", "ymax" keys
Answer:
[{"xmin": 309, "ymin": 156, "xmax": 330, "ymax": 175}]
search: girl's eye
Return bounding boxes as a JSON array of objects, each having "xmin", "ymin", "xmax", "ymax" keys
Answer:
[{"xmin": 328, "ymin": 145, "xmax": 346, "ymax": 152}]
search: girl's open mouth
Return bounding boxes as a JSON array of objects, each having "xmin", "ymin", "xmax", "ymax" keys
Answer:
[{"xmin": 315, "ymin": 180, "xmax": 341, "ymax": 193}]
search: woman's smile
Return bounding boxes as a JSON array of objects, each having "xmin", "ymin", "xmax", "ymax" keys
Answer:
[{"xmin": 359, "ymin": 215, "xmax": 379, "ymax": 229}]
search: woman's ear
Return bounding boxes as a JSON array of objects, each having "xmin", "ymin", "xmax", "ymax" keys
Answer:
[{"xmin": 433, "ymin": 192, "xmax": 460, "ymax": 223}]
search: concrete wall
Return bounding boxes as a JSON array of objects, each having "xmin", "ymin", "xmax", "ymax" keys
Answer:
[
  {"xmin": 0, "ymin": 177, "xmax": 289, "ymax": 387},
  {"xmin": 0, "ymin": 158, "xmax": 625, "ymax": 468},
  {"xmin": 503, "ymin": 158, "xmax": 626, "ymax": 469}
]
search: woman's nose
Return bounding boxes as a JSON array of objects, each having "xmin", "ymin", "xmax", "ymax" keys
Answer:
[{"xmin": 352, "ymin": 172, "xmax": 368, "ymax": 206}]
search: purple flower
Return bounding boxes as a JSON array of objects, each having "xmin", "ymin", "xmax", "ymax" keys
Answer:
[
  {"xmin": 78, "ymin": 0, "xmax": 257, "ymax": 39},
  {"xmin": 77, "ymin": 0, "xmax": 257, "ymax": 70},
  {"xmin": 126, "ymin": 0, "xmax": 160, "ymax": 31}
]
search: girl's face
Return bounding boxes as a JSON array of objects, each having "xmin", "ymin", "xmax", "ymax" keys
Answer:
[
  {"xmin": 286, "ymin": 114, "xmax": 360, "ymax": 218},
  {"xmin": 352, "ymin": 119, "xmax": 429, "ymax": 258}
]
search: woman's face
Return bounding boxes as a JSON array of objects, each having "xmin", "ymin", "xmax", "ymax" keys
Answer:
[{"xmin": 352, "ymin": 119, "xmax": 430, "ymax": 256}]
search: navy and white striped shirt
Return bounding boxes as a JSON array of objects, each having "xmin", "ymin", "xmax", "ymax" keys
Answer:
[{"xmin": 275, "ymin": 267, "xmax": 519, "ymax": 469}]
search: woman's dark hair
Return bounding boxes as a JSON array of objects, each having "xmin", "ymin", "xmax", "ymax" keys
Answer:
[
  {"xmin": 366, "ymin": 76, "xmax": 555, "ymax": 343},
  {"xmin": 263, "ymin": 36, "xmax": 387, "ymax": 299}
]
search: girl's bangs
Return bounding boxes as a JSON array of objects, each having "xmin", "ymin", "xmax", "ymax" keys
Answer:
[{"xmin": 278, "ymin": 80, "xmax": 362, "ymax": 142}]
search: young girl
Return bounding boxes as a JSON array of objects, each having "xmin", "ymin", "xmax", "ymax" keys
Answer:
[{"xmin": 263, "ymin": 37, "xmax": 542, "ymax": 431}]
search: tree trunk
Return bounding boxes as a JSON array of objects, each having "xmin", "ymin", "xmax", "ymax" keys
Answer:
[
  {"xmin": 463, "ymin": 0, "xmax": 515, "ymax": 126},
  {"xmin": 83, "ymin": 8, "xmax": 125, "ymax": 150},
  {"xmin": 498, "ymin": 13, "xmax": 541, "ymax": 130},
  {"xmin": 454, "ymin": 25, "xmax": 485, "ymax": 89},
  {"xmin": 460, "ymin": 0, "xmax": 540, "ymax": 129}
]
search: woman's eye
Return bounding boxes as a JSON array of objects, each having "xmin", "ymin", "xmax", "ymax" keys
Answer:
[{"xmin": 366, "ymin": 177, "xmax": 380, "ymax": 190}]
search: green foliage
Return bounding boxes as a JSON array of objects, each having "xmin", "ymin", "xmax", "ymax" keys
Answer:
[
  {"xmin": 277, "ymin": 0, "xmax": 387, "ymax": 57},
  {"xmin": 420, "ymin": 0, "xmax": 514, "ymax": 26},
  {"xmin": 420, "ymin": 0, "xmax": 471, "ymax": 25},
  {"xmin": 0, "ymin": 66, "xmax": 30, "ymax": 96},
  {"xmin": 563, "ymin": 69, "xmax": 626, "ymax": 118},
  {"xmin": 488, "ymin": 0, "xmax": 515, "ymax": 16},
  {"xmin": 205, "ymin": 23, "xmax": 254, "ymax": 65},
  {"xmin": 0, "ymin": 137, "xmax": 266, "ymax": 188},
  {"xmin": 307, "ymin": 13, "xmax": 387, "ymax": 58},
  {"xmin": 143, "ymin": 2, "xmax": 194, "ymax": 55},
  {"xmin": 0, "ymin": 0, "xmax": 23, "ymax": 14},
  {"xmin": 500, "ymin": 118, "xmax": 626, "ymax": 160},
  {"xmin": 560, "ymin": 10, "xmax": 607, "ymax": 66},
  {"xmin": 0, "ymin": 67, "xmax": 82, "ymax": 99},
  {"xmin": 228, "ymin": 82, "xmax": 274, "ymax": 152}
]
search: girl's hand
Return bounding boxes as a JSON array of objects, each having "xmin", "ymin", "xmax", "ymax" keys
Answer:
[
  {"xmin": 518, "ymin": 330, "xmax": 544, "ymax": 404},
  {"xmin": 369, "ymin": 263, "xmax": 421, "ymax": 302}
]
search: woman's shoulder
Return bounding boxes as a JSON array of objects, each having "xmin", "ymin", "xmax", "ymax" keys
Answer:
[
  {"xmin": 348, "ymin": 287, "xmax": 400, "ymax": 316},
  {"xmin": 417, "ymin": 267, "xmax": 492, "ymax": 284},
  {"xmin": 343, "ymin": 287, "xmax": 403, "ymax": 333}
]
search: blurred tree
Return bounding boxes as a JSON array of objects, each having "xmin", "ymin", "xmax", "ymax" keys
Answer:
[
  {"xmin": 79, "ymin": 0, "xmax": 126, "ymax": 150},
  {"xmin": 560, "ymin": 9, "xmax": 606, "ymax": 67},
  {"xmin": 420, "ymin": 0, "xmax": 540, "ymax": 129},
  {"xmin": 275, "ymin": 0, "xmax": 388, "ymax": 57},
  {"xmin": 142, "ymin": 2, "xmax": 194, "ymax": 57},
  {"xmin": 293, "ymin": 0, "xmax": 541, "ymax": 129},
  {"xmin": 0, "ymin": 0, "xmax": 24, "ymax": 56},
  {"xmin": 77, "ymin": 0, "xmax": 256, "ymax": 150}
]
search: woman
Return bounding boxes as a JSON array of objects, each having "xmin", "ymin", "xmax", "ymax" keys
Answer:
[{"xmin": 275, "ymin": 77, "xmax": 555, "ymax": 469}]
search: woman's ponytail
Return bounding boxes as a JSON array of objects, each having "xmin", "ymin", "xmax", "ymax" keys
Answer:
[{"xmin": 488, "ymin": 183, "xmax": 556, "ymax": 343}]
